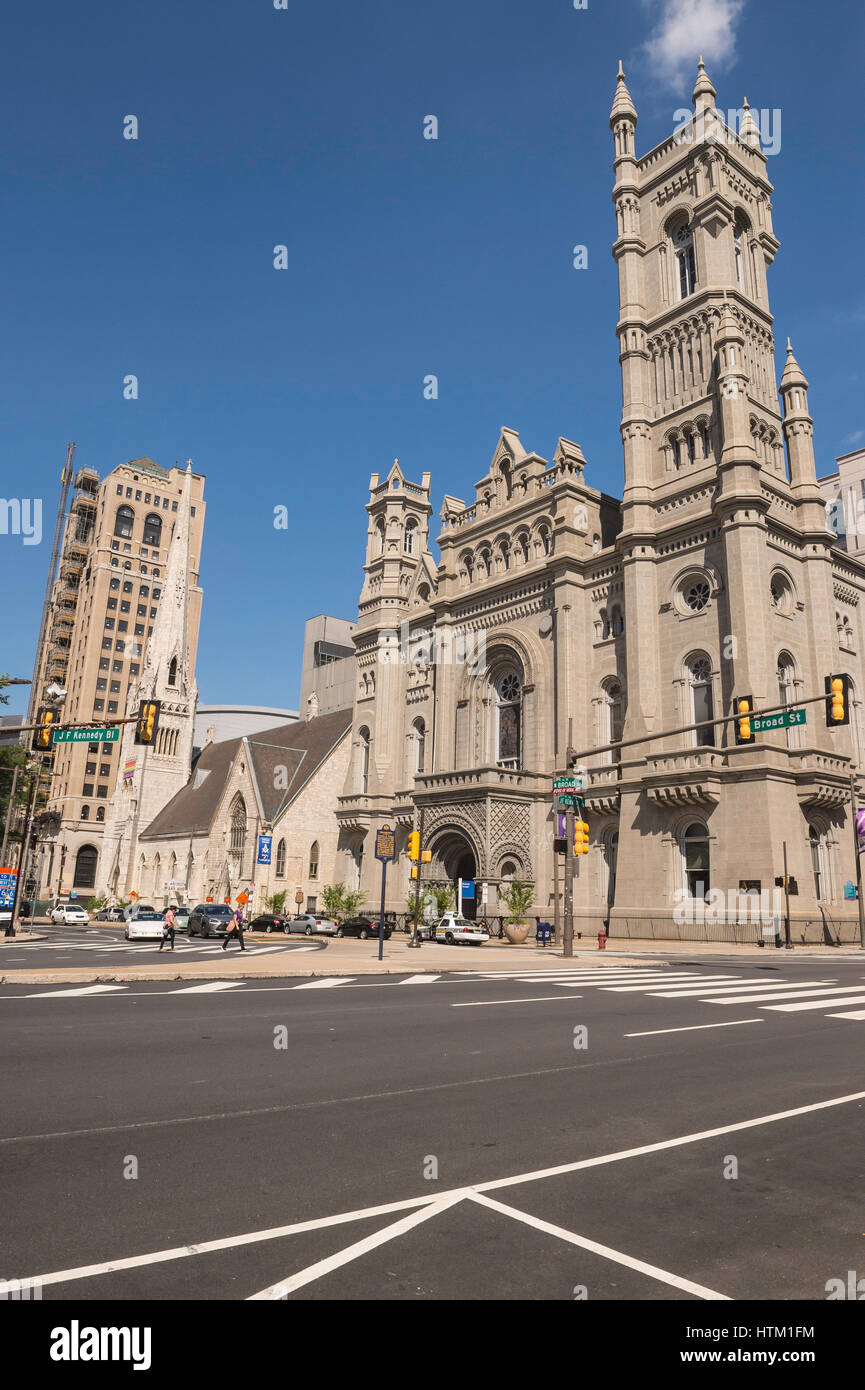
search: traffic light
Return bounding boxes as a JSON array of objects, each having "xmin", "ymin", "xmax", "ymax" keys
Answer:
[
  {"xmin": 825, "ymin": 674, "xmax": 850, "ymax": 726},
  {"xmin": 574, "ymin": 819, "xmax": 590, "ymax": 856},
  {"xmin": 407, "ymin": 831, "xmax": 420, "ymax": 861},
  {"xmin": 734, "ymin": 695, "xmax": 754, "ymax": 744},
  {"xmin": 421, "ymin": 850, "xmax": 432, "ymax": 863},
  {"xmin": 32, "ymin": 706, "xmax": 57, "ymax": 751},
  {"xmin": 134, "ymin": 699, "xmax": 161, "ymax": 745}
]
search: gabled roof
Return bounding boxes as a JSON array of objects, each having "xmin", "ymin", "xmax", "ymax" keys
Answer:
[{"xmin": 140, "ymin": 708, "xmax": 353, "ymax": 840}]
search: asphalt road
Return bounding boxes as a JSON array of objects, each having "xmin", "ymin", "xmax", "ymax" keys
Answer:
[
  {"xmin": 3, "ymin": 956, "xmax": 865, "ymax": 1301},
  {"xmin": 0, "ymin": 925, "xmax": 327, "ymax": 969}
]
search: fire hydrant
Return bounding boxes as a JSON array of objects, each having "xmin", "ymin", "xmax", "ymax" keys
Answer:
[{"xmin": 597, "ymin": 930, "xmax": 607, "ymax": 951}]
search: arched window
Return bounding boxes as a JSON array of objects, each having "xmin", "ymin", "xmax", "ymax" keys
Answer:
[
  {"xmin": 73, "ymin": 844, "xmax": 97, "ymax": 889},
  {"xmin": 479, "ymin": 549, "xmax": 492, "ymax": 578},
  {"xmin": 168, "ymin": 656, "xmax": 177, "ymax": 687},
  {"xmin": 404, "ymin": 518, "xmax": 417, "ymax": 554},
  {"xmin": 809, "ymin": 825, "xmax": 825, "ymax": 902},
  {"xmin": 602, "ymin": 679, "xmax": 624, "ymax": 763},
  {"xmin": 672, "ymin": 220, "xmax": 697, "ymax": 299},
  {"xmin": 611, "ymin": 609, "xmax": 624, "ymax": 637},
  {"xmin": 229, "ymin": 796, "xmax": 246, "ymax": 855},
  {"xmin": 114, "ymin": 506, "xmax": 134, "ymax": 539},
  {"xmin": 152, "ymin": 854, "xmax": 161, "ymax": 899},
  {"xmin": 496, "ymin": 670, "xmax": 522, "ymax": 768},
  {"xmin": 275, "ymin": 839, "xmax": 286, "ymax": 878},
  {"xmin": 413, "ymin": 718, "xmax": 426, "ymax": 774},
  {"xmin": 143, "ymin": 513, "xmax": 162, "ymax": 547},
  {"xmin": 309, "ymin": 841, "xmax": 319, "ymax": 879},
  {"xmin": 777, "ymin": 653, "xmax": 800, "ymax": 748},
  {"xmin": 376, "ymin": 520, "xmax": 385, "ymax": 557},
  {"xmin": 96, "ymin": 806, "xmax": 105, "ymax": 822},
  {"xmin": 536, "ymin": 526, "xmax": 552, "ymax": 557},
  {"xmin": 517, "ymin": 533, "xmax": 529, "ymax": 565},
  {"xmin": 358, "ymin": 728, "xmax": 370, "ymax": 794},
  {"xmin": 688, "ymin": 655, "xmax": 715, "ymax": 747},
  {"xmin": 80, "ymin": 804, "xmax": 90, "ymax": 820},
  {"xmin": 734, "ymin": 214, "xmax": 750, "ymax": 292},
  {"xmin": 682, "ymin": 823, "xmax": 710, "ymax": 900}
]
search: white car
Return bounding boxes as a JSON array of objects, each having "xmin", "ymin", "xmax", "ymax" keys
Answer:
[
  {"xmin": 124, "ymin": 910, "xmax": 167, "ymax": 941},
  {"xmin": 422, "ymin": 914, "xmax": 489, "ymax": 946},
  {"xmin": 50, "ymin": 903, "xmax": 90, "ymax": 925}
]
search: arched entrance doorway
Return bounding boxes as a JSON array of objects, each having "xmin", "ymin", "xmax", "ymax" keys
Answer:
[{"xmin": 428, "ymin": 829, "xmax": 479, "ymax": 921}]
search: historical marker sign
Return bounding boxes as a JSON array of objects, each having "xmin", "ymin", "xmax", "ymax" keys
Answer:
[{"xmin": 374, "ymin": 825, "xmax": 397, "ymax": 862}]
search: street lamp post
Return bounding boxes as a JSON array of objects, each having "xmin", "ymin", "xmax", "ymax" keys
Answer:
[{"xmin": 8, "ymin": 758, "xmax": 40, "ymax": 935}]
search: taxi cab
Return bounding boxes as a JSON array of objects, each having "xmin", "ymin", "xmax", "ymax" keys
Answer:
[{"xmin": 422, "ymin": 913, "xmax": 489, "ymax": 946}]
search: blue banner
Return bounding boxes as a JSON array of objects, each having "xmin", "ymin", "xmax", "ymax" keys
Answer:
[{"xmin": 257, "ymin": 835, "xmax": 273, "ymax": 866}]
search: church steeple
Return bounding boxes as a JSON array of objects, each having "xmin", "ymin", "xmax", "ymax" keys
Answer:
[{"xmin": 692, "ymin": 56, "xmax": 717, "ymax": 115}]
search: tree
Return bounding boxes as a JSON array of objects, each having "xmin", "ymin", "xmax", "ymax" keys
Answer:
[
  {"xmin": 429, "ymin": 881, "xmax": 455, "ymax": 916},
  {"xmin": 263, "ymin": 889, "xmax": 288, "ymax": 916},
  {"xmin": 498, "ymin": 878, "xmax": 534, "ymax": 922},
  {"xmin": 320, "ymin": 884, "xmax": 366, "ymax": 923}
]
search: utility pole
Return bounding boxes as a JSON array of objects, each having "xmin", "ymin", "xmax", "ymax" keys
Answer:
[
  {"xmin": 552, "ymin": 838, "xmax": 561, "ymax": 944},
  {"xmin": 562, "ymin": 717, "xmax": 576, "ymax": 959},
  {"xmin": 9, "ymin": 761, "xmax": 39, "ymax": 934},
  {"xmin": 782, "ymin": 840, "xmax": 792, "ymax": 950},
  {"xmin": 849, "ymin": 771, "xmax": 865, "ymax": 951},
  {"xmin": 1, "ymin": 764, "xmax": 20, "ymax": 865},
  {"xmin": 409, "ymin": 806, "xmax": 425, "ymax": 948}
]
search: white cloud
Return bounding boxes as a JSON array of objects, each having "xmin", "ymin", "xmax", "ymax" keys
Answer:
[
  {"xmin": 843, "ymin": 430, "xmax": 864, "ymax": 447},
  {"xmin": 642, "ymin": 0, "xmax": 746, "ymax": 88}
]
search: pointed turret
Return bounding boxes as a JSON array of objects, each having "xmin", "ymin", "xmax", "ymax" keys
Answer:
[
  {"xmin": 739, "ymin": 97, "xmax": 761, "ymax": 149},
  {"xmin": 779, "ymin": 339, "xmax": 821, "ymax": 501},
  {"xmin": 692, "ymin": 56, "xmax": 717, "ymax": 115},
  {"xmin": 779, "ymin": 338, "xmax": 808, "ymax": 395},
  {"xmin": 610, "ymin": 60, "xmax": 637, "ymax": 127}
]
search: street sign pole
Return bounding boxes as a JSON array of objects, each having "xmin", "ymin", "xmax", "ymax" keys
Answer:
[
  {"xmin": 850, "ymin": 772, "xmax": 865, "ymax": 951},
  {"xmin": 409, "ymin": 805, "xmax": 425, "ymax": 949},
  {"xmin": 782, "ymin": 841, "xmax": 792, "ymax": 951},
  {"xmin": 563, "ymin": 806, "xmax": 575, "ymax": 958},
  {"xmin": 374, "ymin": 825, "xmax": 397, "ymax": 962}
]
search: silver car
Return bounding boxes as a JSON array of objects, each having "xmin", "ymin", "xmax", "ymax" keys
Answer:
[{"xmin": 288, "ymin": 913, "xmax": 337, "ymax": 937}]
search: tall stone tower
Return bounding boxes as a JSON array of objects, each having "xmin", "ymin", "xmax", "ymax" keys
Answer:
[
  {"xmin": 337, "ymin": 461, "xmax": 435, "ymax": 891},
  {"xmin": 604, "ymin": 59, "xmax": 842, "ymax": 923},
  {"xmin": 100, "ymin": 463, "xmax": 201, "ymax": 899}
]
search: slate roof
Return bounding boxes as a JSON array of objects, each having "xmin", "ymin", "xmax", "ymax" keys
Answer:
[{"xmin": 141, "ymin": 707, "xmax": 352, "ymax": 840}]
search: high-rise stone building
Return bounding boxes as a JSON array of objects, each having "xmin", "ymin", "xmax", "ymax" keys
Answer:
[
  {"xmin": 46, "ymin": 458, "xmax": 205, "ymax": 898},
  {"xmin": 819, "ymin": 447, "xmax": 865, "ymax": 557},
  {"xmin": 334, "ymin": 62, "xmax": 865, "ymax": 942}
]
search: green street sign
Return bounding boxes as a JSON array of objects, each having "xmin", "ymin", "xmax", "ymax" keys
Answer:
[
  {"xmin": 52, "ymin": 727, "xmax": 120, "ymax": 745},
  {"xmin": 751, "ymin": 709, "xmax": 806, "ymax": 734},
  {"xmin": 557, "ymin": 795, "xmax": 579, "ymax": 809}
]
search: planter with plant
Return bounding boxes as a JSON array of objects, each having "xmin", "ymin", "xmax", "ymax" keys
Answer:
[{"xmin": 498, "ymin": 879, "xmax": 534, "ymax": 945}]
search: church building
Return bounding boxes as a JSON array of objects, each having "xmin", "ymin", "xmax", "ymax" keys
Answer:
[{"xmin": 334, "ymin": 61, "xmax": 865, "ymax": 942}]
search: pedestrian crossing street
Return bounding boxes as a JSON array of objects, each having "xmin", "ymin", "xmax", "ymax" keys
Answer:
[{"xmin": 459, "ymin": 966, "xmax": 865, "ymax": 1025}]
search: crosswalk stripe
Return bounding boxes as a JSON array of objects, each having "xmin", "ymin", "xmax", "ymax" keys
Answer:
[
  {"xmin": 25, "ymin": 985, "xmax": 128, "ymax": 998},
  {"xmin": 169, "ymin": 982, "xmax": 246, "ymax": 994},
  {"xmin": 648, "ymin": 979, "xmax": 834, "ymax": 999},
  {"xmin": 608, "ymin": 975, "xmax": 742, "ymax": 992},
  {"xmin": 400, "ymin": 975, "xmax": 441, "ymax": 984},
  {"xmin": 292, "ymin": 978, "xmax": 356, "ymax": 990},
  {"xmin": 827, "ymin": 1009, "xmax": 865, "ymax": 1021},
  {"xmin": 763, "ymin": 992, "xmax": 865, "ymax": 1012},
  {"xmin": 550, "ymin": 973, "xmax": 715, "ymax": 989},
  {"xmin": 710, "ymin": 986, "xmax": 864, "ymax": 1005}
]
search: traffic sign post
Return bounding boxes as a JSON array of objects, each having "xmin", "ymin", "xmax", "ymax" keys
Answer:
[{"xmin": 374, "ymin": 825, "xmax": 397, "ymax": 961}]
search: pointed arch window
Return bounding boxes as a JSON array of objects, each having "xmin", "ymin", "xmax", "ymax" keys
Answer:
[
  {"xmin": 404, "ymin": 518, "xmax": 418, "ymax": 554},
  {"xmin": 809, "ymin": 824, "xmax": 825, "ymax": 902},
  {"xmin": 688, "ymin": 655, "xmax": 715, "ymax": 747},
  {"xmin": 734, "ymin": 214, "xmax": 750, "ymax": 292},
  {"xmin": 413, "ymin": 718, "xmax": 426, "ymax": 774},
  {"xmin": 229, "ymin": 796, "xmax": 247, "ymax": 856},
  {"xmin": 73, "ymin": 845, "xmax": 98, "ymax": 889},
  {"xmin": 672, "ymin": 221, "xmax": 697, "ymax": 299},
  {"xmin": 601, "ymin": 679, "xmax": 624, "ymax": 764},
  {"xmin": 309, "ymin": 841, "xmax": 319, "ymax": 880},
  {"xmin": 275, "ymin": 839, "xmax": 286, "ymax": 878},
  {"xmin": 376, "ymin": 520, "xmax": 385, "ymax": 557},
  {"xmin": 683, "ymin": 823, "xmax": 710, "ymax": 900},
  {"xmin": 168, "ymin": 656, "xmax": 177, "ymax": 687},
  {"xmin": 496, "ymin": 670, "xmax": 522, "ymax": 769},
  {"xmin": 358, "ymin": 728, "xmax": 370, "ymax": 794}
]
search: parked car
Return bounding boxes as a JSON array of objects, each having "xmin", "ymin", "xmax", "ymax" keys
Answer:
[
  {"xmin": 172, "ymin": 907, "xmax": 190, "ymax": 933},
  {"xmin": 50, "ymin": 902, "xmax": 90, "ymax": 925},
  {"xmin": 125, "ymin": 910, "xmax": 167, "ymax": 941},
  {"xmin": 247, "ymin": 913, "xmax": 288, "ymax": 934},
  {"xmin": 188, "ymin": 904, "xmax": 234, "ymax": 938},
  {"xmin": 288, "ymin": 913, "xmax": 338, "ymax": 937},
  {"xmin": 94, "ymin": 906, "xmax": 125, "ymax": 921},
  {"xmin": 420, "ymin": 913, "xmax": 489, "ymax": 946},
  {"xmin": 337, "ymin": 915, "xmax": 392, "ymax": 941}
]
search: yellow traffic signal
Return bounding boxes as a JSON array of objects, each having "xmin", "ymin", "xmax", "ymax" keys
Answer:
[
  {"xmin": 134, "ymin": 699, "xmax": 161, "ymax": 745},
  {"xmin": 421, "ymin": 850, "xmax": 432, "ymax": 863},
  {"xmin": 32, "ymin": 707, "xmax": 57, "ymax": 751},
  {"xmin": 574, "ymin": 820, "xmax": 590, "ymax": 856},
  {"xmin": 825, "ymin": 674, "xmax": 850, "ymax": 727},
  {"xmin": 408, "ymin": 831, "xmax": 420, "ymax": 861},
  {"xmin": 738, "ymin": 698, "xmax": 751, "ymax": 743}
]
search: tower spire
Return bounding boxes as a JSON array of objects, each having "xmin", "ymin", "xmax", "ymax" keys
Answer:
[
  {"xmin": 610, "ymin": 59, "xmax": 638, "ymax": 126},
  {"xmin": 740, "ymin": 97, "xmax": 761, "ymax": 149},
  {"xmin": 692, "ymin": 56, "xmax": 717, "ymax": 115}
]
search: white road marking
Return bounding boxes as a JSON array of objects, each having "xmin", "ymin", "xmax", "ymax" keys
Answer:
[
  {"xmin": 763, "ymin": 993, "xmax": 865, "ymax": 1012},
  {"xmin": 168, "ymin": 982, "xmax": 246, "ymax": 994},
  {"xmin": 292, "ymin": 977, "xmax": 356, "ymax": 989},
  {"xmin": 452, "ymin": 996, "xmax": 582, "ymax": 1008},
  {"xmin": 608, "ymin": 975, "xmax": 745, "ymax": 992},
  {"xmin": 247, "ymin": 1193, "xmax": 467, "ymax": 1299},
  {"xmin": 711, "ymin": 986, "xmax": 865, "ymax": 1006},
  {"xmin": 24, "ymin": 1087, "xmax": 865, "ymax": 1293},
  {"xmin": 648, "ymin": 979, "xmax": 835, "ymax": 998},
  {"xmin": 828, "ymin": 1009, "xmax": 865, "ymax": 1020},
  {"xmin": 465, "ymin": 1191, "xmax": 729, "ymax": 1300},
  {"xmin": 25, "ymin": 984, "xmax": 128, "ymax": 998},
  {"xmin": 399, "ymin": 974, "xmax": 441, "ymax": 984},
  {"xmin": 625, "ymin": 1020, "xmax": 765, "ymax": 1037}
]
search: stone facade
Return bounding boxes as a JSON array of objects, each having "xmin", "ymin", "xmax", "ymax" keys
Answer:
[{"xmin": 334, "ymin": 62, "xmax": 865, "ymax": 942}]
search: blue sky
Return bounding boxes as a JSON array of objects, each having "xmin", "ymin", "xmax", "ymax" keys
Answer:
[{"xmin": 2, "ymin": 0, "xmax": 863, "ymax": 712}]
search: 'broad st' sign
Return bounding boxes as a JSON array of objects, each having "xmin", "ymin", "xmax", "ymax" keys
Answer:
[
  {"xmin": 53, "ymin": 727, "xmax": 120, "ymax": 744},
  {"xmin": 751, "ymin": 709, "xmax": 806, "ymax": 734}
]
